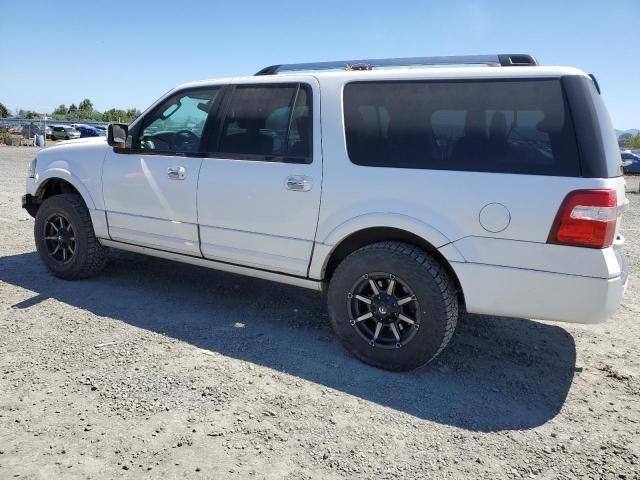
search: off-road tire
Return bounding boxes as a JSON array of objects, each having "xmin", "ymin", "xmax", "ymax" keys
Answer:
[
  {"xmin": 327, "ymin": 241, "xmax": 458, "ymax": 371},
  {"xmin": 34, "ymin": 193, "xmax": 108, "ymax": 279}
]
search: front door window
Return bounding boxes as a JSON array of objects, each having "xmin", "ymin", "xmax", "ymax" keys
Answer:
[{"xmin": 137, "ymin": 88, "xmax": 220, "ymax": 154}]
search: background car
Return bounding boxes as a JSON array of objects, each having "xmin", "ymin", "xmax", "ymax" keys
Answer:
[
  {"xmin": 51, "ymin": 126, "xmax": 81, "ymax": 141},
  {"xmin": 75, "ymin": 125, "xmax": 101, "ymax": 138},
  {"xmin": 622, "ymin": 150, "xmax": 640, "ymax": 174}
]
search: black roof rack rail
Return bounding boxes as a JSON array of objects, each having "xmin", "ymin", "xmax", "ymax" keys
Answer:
[{"xmin": 255, "ymin": 54, "xmax": 538, "ymax": 75}]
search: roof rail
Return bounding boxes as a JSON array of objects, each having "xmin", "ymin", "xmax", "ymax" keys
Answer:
[{"xmin": 255, "ymin": 54, "xmax": 538, "ymax": 75}]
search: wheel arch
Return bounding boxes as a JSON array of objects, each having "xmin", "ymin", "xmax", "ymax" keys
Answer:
[
  {"xmin": 34, "ymin": 170, "xmax": 96, "ymax": 210},
  {"xmin": 318, "ymin": 226, "xmax": 465, "ymax": 305}
]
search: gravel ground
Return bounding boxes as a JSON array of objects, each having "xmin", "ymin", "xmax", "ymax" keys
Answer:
[{"xmin": 0, "ymin": 145, "xmax": 639, "ymax": 479}]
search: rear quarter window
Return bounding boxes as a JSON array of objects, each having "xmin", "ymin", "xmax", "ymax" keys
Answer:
[
  {"xmin": 343, "ymin": 79, "xmax": 581, "ymax": 176},
  {"xmin": 551, "ymin": 75, "xmax": 620, "ymax": 178}
]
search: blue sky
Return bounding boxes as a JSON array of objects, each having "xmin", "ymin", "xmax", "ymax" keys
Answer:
[{"xmin": 1, "ymin": 0, "xmax": 638, "ymax": 129}]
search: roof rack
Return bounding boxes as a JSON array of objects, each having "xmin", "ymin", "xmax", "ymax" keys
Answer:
[{"xmin": 255, "ymin": 54, "xmax": 538, "ymax": 75}]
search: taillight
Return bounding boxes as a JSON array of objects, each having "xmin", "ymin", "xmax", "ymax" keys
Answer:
[{"xmin": 547, "ymin": 189, "xmax": 618, "ymax": 249}]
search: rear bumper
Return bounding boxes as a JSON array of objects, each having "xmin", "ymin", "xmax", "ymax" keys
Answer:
[{"xmin": 453, "ymin": 254, "xmax": 629, "ymax": 324}]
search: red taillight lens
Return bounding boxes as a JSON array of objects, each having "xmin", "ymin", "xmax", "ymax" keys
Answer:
[{"xmin": 547, "ymin": 189, "xmax": 618, "ymax": 249}]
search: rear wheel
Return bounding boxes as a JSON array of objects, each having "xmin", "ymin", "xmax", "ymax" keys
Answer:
[
  {"xmin": 34, "ymin": 194, "xmax": 108, "ymax": 279},
  {"xmin": 327, "ymin": 241, "xmax": 458, "ymax": 371}
]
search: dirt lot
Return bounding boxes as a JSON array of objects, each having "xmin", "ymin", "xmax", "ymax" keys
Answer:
[{"xmin": 0, "ymin": 145, "xmax": 639, "ymax": 479}]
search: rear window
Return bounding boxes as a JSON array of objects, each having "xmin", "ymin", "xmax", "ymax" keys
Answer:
[{"xmin": 343, "ymin": 79, "xmax": 581, "ymax": 176}]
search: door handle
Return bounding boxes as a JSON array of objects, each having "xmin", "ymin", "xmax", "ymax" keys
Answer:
[
  {"xmin": 285, "ymin": 175, "xmax": 312, "ymax": 192},
  {"xmin": 167, "ymin": 166, "xmax": 187, "ymax": 180}
]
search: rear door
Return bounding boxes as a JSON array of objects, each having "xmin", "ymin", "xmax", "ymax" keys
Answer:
[
  {"xmin": 197, "ymin": 78, "xmax": 322, "ymax": 276},
  {"xmin": 102, "ymin": 86, "xmax": 222, "ymax": 255}
]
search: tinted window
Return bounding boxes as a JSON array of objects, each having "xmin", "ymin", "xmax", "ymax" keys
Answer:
[
  {"xmin": 344, "ymin": 80, "xmax": 580, "ymax": 176},
  {"xmin": 218, "ymin": 84, "xmax": 312, "ymax": 161},
  {"xmin": 138, "ymin": 87, "xmax": 220, "ymax": 154},
  {"xmin": 588, "ymin": 80, "xmax": 623, "ymax": 177}
]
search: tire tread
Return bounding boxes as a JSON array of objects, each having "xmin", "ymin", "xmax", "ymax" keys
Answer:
[
  {"xmin": 329, "ymin": 241, "xmax": 458, "ymax": 369},
  {"xmin": 35, "ymin": 193, "xmax": 107, "ymax": 279}
]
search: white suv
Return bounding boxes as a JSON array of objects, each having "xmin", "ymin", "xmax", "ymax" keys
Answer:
[
  {"xmin": 50, "ymin": 125, "xmax": 81, "ymax": 141},
  {"xmin": 22, "ymin": 54, "xmax": 629, "ymax": 371}
]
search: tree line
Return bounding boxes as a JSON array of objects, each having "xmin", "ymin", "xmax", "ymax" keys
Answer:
[
  {"xmin": 619, "ymin": 132, "xmax": 640, "ymax": 150},
  {"xmin": 0, "ymin": 99, "xmax": 141, "ymax": 124}
]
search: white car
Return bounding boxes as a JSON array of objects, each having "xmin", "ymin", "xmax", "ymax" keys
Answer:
[
  {"xmin": 22, "ymin": 54, "xmax": 629, "ymax": 370},
  {"xmin": 50, "ymin": 125, "xmax": 81, "ymax": 141}
]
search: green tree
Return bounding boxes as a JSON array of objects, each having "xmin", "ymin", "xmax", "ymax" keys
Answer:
[
  {"xmin": 0, "ymin": 102, "xmax": 9, "ymax": 118},
  {"xmin": 102, "ymin": 108, "xmax": 126, "ymax": 122},
  {"xmin": 79, "ymin": 98, "xmax": 93, "ymax": 112},
  {"xmin": 53, "ymin": 104, "xmax": 68, "ymax": 116},
  {"xmin": 16, "ymin": 109, "xmax": 41, "ymax": 119},
  {"xmin": 628, "ymin": 134, "xmax": 640, "ymax": 149},
  {"xmin": 125, "ymin": 108, "xmax": 141, "ymax": 123},
  {"xmin": 619, "ymin": 132, "xmax": 633, "ymax": 148}
]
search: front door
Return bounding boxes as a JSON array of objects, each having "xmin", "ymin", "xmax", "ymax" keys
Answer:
[
  {"xmin": 102, "ymin": 86, "xmax": 222, "ymax": 255},
  {"xmin": 197, "ymin": 79, "xmax": 322, "ymax": 276}
]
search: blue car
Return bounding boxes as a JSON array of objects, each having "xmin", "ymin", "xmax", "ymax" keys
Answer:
[
  {"xmin": 75, "ymin": 125, "xmax": 101, "ymax": 138},
  {"xmin": 622, "ymin": 151, "xmax": 640, "ymax": 174}
]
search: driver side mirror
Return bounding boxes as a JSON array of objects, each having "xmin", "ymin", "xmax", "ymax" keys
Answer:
[{"xmin": 108, "ymin": 123, "xmax": 128, "ymax": 148}]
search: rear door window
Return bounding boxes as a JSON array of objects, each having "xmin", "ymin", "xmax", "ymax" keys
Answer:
[
  {"xmin": 343, "ymin": 79, "xmax": 581, "ymax": 176},
  {"xmin": 217, "ymin": 84, "xmax": 313, "ymax": 162}
]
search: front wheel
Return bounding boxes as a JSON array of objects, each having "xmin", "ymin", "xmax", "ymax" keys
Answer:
[
  {"xmin": 327, "ymin": 242, "xmax": 458, "ymax": 371},
  {"xmin": 34, "ymin": 194, "xmax": 108, "ymax": 279}
]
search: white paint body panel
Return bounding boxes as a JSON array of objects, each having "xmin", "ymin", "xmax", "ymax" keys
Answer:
[
  {"xmin": 29, "ymin": 137, "xmax": 109, "ymax": 210},
  {"xmin": 102, "ymin": 152, "xmax": 203, "ymax": 255},
  {"xmin": 197, "ymin": 76, "xmax": 322, "ymax": 276},
  {"xmin": 452, "ymin": 260, "xmax": 628, "ymax": 324},
  {"xmin": 452, "ymin": 237, "xmax": 622, "ymax": 279},
  {"xmin": 27, "ymin": 138, "xmax": 111, "ymax": 238}
]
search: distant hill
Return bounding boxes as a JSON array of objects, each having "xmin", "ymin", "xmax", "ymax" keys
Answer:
[{"xmin": 616, "ymin": 129, "xmax": 639, "ymax": 138}]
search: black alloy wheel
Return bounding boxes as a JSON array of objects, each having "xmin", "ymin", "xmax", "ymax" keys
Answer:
[
  {"xmin": 34, "ymin": 194, "xmax": 108, "ymax": 279},
  {"xmin": 347, "ymin": 272, "xmax": 420, "ymax": 349},
  {"xmin": 327, "ymin": 241, "xmax": 459, "ymax": 371},
  {"xmin": 43, "ymin": 213, "xmax": 76, "ymax": 264}
]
